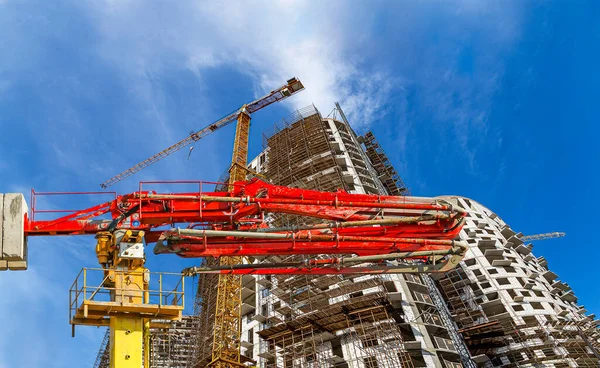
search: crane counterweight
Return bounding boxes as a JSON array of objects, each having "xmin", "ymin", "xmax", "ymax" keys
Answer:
[{"xmin": 0, "ymin": 193, "xmax": 28, "ymax": 270}]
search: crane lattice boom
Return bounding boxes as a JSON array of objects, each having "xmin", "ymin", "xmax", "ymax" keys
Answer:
[
  {"xmin": 99, "ymin": 78, "xmax": 304, "ymax": 189},
  {"xmin": 520, "ymin": 232, "xmax": 565, "ymax": 241}
]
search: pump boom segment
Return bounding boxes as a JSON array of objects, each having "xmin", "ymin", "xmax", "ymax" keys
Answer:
[{"xmin": 21, "ymin": 178, "xmax": 468, "ymax": 273}]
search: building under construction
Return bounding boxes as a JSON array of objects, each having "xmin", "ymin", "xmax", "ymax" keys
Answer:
[
  {"xmin": 239, "ymin": 105, "xmax": 464, "ymax": 367},
  {"xmin": 433, "ymin": 197, "xmax": 600, "ymax": 367},
  {"xmin": 96, "ymin": 104, "xmax": 599, "ymax": 367}
]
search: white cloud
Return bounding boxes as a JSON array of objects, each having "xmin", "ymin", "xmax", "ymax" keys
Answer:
[
  {"xmin": 86, "ymin": 1, "xmax": 394, "ymax": 127},
  {"xmin": 78, "ymin": 0, "xmax": 525, "ymax": 180}
]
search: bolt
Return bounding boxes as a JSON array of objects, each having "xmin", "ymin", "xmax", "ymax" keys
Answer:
[
  {"xmin": 125, "ymin": 354, "xmax": 130, "ymax": 360},
  {"xmin": 125, "ymin": 330, "xmax": 131, "ymax": 335}
]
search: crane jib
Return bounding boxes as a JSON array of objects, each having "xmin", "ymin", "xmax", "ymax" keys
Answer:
[{"xmin": 99, "ymin": 78, "xmax": 305, "ymax": 189}]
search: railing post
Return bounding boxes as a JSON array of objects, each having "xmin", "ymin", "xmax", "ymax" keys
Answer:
[
  {"xmin": 159, "ymin": 274, "xmax": 163, "ymax": 306},
  {"xmin": 139, "ymin": 181, "xmax": 143, "ymax": 223},
  {"xmin": 181, "ymin": 275, "xmax": 185, "ymax": 308},
  {"xmin": 83, "ymin": 268, "xmax": 87, "ymax": 301}
]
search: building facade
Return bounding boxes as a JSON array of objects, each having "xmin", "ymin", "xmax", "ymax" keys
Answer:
[
  {"xmin": 241, "ymin": 104, "xmax": 599, "ymax": 368},
  {"xmin": 435, "ymin": 197, "xmax": 600, "ymax": 367},
  {"xmin": 243, "ymin": 105, "xmax": 465, "ymax": 368}
]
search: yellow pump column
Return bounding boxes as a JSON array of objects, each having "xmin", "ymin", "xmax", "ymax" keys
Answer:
[
  {"xmin": 144, "ymin": 319, "xmax": 151, "ymax": 368},
  {"xmin": 109, "ymin": 256, "xmax": 147, "ymax": 368},
  {"xmin": 110, "ymin": 316, "xmax": 143, "ymax": 368},
  {"xmin": 70, "ymin": 229, "xmax": 183, "ymax": 368}
]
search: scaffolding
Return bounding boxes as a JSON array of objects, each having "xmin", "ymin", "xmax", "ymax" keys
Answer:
[
  {"xmin": 435, "ymin": 265, "xmax": 507, "ymax": 363},
  {"xmin": 436, "ymin": 265, "xmax": 600, "ymax": 367},
  {"xmin": 537, "ymin": 318, "xmax": 600, "ymax": 367},
  {"xmin": 256, "ymin": 275, "xmax": 414, "ymax": 368},
  {"xmin": 151, "ymin": 317, "xmax": 198, "ymax": 367},
  {"xmin": 262, "ymin": 105, "xmax": 346, "ymax": 192},
  {"xmin": 361, "ymin": 131, "xmax": 410, "ymax": 197},
  {"xmin": 187, "ymin": 263, "xmax": 220, "ymax": 367}
]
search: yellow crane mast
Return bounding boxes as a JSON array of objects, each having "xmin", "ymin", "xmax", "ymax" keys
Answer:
[{"xmin": 208, "ymin": 109, "xmax": 252, "ymax": 368}]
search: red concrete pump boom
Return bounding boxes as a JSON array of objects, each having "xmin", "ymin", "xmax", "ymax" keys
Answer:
[{"xmin": 23, "ymin": 178, "xmax": 468, "ymax": 275}]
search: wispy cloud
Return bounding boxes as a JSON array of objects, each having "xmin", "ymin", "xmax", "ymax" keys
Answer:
[
  {"xmin": 85, "ymin": 0, "xmax": 523, "ymax": 179},
  {"xmin": 85, "ymin": 1, "xmax": 397, "ymax": 127}
]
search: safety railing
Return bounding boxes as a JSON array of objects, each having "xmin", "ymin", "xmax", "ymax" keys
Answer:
[
  {"xmin": 29, "ymin": 189, "xmax": 117, "ymax": 222},
  {"xmin": 69, "ymin": 267, "xmax": 184, "ymax": 322}
]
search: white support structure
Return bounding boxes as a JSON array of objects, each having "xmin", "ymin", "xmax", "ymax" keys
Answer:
[{"xmin": 0, "ymin": 193, "xmax": 28, "ymax": 270}]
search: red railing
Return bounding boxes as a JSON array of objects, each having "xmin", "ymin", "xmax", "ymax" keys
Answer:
[
  {"xmin": 136, "ymin": 180, "xmax": 244, "ymax": 225},
  {"xmin": 30, "ymin": 189, "xmax": 117, "ymax": 222}
]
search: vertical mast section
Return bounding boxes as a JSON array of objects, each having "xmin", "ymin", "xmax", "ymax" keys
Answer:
[
  {"xmin": 209, "ymin": 110, "xmax": 251, "ymax": 367},
  {"xmin": 229, "ymin": 108, "xmax": 252, "ymax": 185}
]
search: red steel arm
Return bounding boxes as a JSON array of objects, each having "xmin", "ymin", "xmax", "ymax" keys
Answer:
[{"xmin": 25, "ymin": 178, "xmax": 468, "ymax": 273}]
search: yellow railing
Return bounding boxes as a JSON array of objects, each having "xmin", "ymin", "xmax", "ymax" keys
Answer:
[{"xmin": 69, "ymin": 268, "xmax": 184, "ymax": 322}]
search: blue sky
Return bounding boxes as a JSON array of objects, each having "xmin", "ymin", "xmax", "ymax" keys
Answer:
[{"xmin": 0, "ymin": 1, "xmax": 598, "ymax": 367}]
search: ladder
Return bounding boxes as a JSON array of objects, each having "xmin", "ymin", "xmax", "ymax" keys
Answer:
[{"xmin": 422, "ymin": 275, "xmax": 477, "ymax": 368}]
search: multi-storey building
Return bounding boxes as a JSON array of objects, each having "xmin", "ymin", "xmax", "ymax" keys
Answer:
[
  {"xmin": 243, "ymin": 105, "xmax": 465, "ymax": 368},
  {"xmin": 435, "ymin": 198, "xmax": 600, "ymax": 367},
  {"xmin": 241, "ymin": 104, "xmax": 599, "ymax": 368}
]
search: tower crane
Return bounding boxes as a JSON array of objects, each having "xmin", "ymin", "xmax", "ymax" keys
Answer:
[
  {"xmin": 519, "ymin": 232, "xmax": 565, "ymax": 242},
  {"xmin": 100, "ymin": 78, "xmax": 305, "ymax": 189}
]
